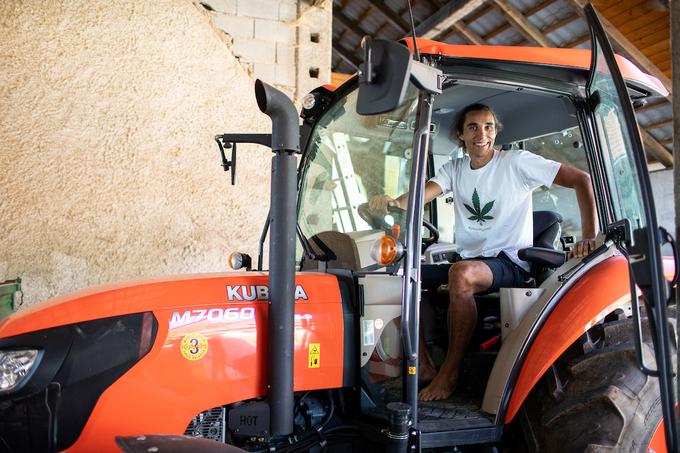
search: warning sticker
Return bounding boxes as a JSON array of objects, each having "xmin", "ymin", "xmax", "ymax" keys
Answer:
[
  {"xmin": 308, "ymin": 343, "xmax": 320, "ymax": 368},
  {"xmin": 180, "ymin": 333, "xmax": 209, "ymax": 361},
  {"xmin": 408, "ymin": 366, "xmax": 417, "ymax": 375}
]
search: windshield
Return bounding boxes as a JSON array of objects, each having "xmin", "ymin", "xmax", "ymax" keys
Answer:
[{"xmin": 298, "ymin": 86, "xmax": 419, "ymax": 250}]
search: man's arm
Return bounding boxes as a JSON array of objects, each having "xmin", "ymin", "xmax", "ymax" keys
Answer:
[
  {"xmin": 553, "ymin": 164, "xmax": 597, "ymax": 258},
  {"xmin": 368, "ymin": 181, "xmax": 443, "ymax": 213}
]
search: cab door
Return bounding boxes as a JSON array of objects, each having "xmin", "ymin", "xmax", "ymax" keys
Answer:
[{"xmin": 583, "ymin": 4, "xmax": 677, "ymax": 450}]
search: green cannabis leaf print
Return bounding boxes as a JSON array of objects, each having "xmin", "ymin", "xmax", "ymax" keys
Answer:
[{"xmin": 464, "ymin": 188, "xmax": 495, "ymax": 224}]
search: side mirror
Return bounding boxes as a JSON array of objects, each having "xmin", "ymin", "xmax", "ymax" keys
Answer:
[{"xmin": 356, "ymin": 37, "xmax": 412, "ymax": 116}]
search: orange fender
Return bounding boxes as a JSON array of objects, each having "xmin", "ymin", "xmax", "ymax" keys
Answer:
[
  {"xmin": 647, "ymin": 420, "xmax": 668, "ymax": 453},
  {"xmin": 504, "ymin": 255, "xmax": 630, "ymax": 423}
]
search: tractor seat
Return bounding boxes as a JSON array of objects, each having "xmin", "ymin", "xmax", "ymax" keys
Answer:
[
  {"xmin": 518, "ymin": 210, "xmax": 567, "ymax": 285},
  {"xmin": 436, "ymin": 210, "xmax": 566, "ymax": 295},
  {"xmin": 299, "ymin": 231, "xmax": 362, "ymax": 272}
]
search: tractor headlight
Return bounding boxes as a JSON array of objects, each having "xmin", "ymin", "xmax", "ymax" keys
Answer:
[{"xmin": 0, "ymin": 349, "xmax": 42, "ymax": 394}]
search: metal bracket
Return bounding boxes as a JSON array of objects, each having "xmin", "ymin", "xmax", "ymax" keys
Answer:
[{"xmin": 409, "ymin": 60, "xmax": 443, "ymax": 95}]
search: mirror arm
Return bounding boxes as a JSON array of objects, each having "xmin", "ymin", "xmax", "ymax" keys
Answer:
[
  {"xmin": 359, "ymin": 36, "xmax": 374, "ymax": 84},
  {"xmin": 409, "ymin": 60, "xmax": 443, "ymax": 95},
  {"xmin": 214, "ymin": 133, "xmax": 273, "ymax": 185}
]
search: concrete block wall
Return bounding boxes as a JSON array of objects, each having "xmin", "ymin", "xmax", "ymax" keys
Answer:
[
  {"xmin": 0, "ymin": 0, "xmax": 330, "ymax": 306},
  {"xmin": 202, "ymin": 0, "xmax": 332, "ymax": 100}
]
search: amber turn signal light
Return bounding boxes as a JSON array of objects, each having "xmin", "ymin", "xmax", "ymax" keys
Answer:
[{"xmin": 370, "ymin": 235, "xmax": 405, "ymax": 266}]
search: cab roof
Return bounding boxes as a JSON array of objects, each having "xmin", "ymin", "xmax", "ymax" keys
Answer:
[{"xmin": 404, "ymin": 38, "xmax": 667, "ymax": 97}]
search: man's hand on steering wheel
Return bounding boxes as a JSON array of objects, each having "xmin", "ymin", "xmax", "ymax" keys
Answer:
[
  {"xmin": 368, "ymin": 194, "xmax": 398, "ymax": 214},
  {"xmin": 365, "ymin": 194, "xmax": 440, "ymax": 249}
]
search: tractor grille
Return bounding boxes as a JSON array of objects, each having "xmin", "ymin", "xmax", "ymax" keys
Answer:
[{"xmin": 184, "ymin": 407, "xmax": 226, "ymax": 442}]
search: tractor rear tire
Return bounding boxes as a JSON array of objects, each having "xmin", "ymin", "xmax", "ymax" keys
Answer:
[{"xmin": 520, "ymin": 309, "xmax": 676, "ymax": 453}]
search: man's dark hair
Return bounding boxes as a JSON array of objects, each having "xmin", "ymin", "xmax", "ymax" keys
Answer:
[{"xmin": 454, "ymin": 103, "xmax": 503, "ymax": 148}]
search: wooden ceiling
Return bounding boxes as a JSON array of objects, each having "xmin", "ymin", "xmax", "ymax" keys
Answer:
[{"xmin": 331, "ymin": 0, "xmax": 673, "ymax": 167}]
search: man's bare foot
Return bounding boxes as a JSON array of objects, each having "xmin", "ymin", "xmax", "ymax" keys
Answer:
[{"xmin": 418, "ymin": 371, "xmax": 458, "ymax": 401}]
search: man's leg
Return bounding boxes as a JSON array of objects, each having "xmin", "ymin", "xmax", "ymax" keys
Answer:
[
  {"xmin": 418, "ymin": 263, "xmax": 453, "ymax": 384},
  {"xmin": 418, "ymin": 260, "xmax": 493, "ymax": 401},
  {"xmin": 418, "ymin": 331, "xmax": 437, "ymax": 384}
]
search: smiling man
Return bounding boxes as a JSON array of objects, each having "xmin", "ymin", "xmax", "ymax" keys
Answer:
[{"xmin": 369, "ymin": 103, "xmax": 597, "ymax": 401}]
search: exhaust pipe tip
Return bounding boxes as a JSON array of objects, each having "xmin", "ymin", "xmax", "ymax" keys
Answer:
[
  {"xmin": 253, "ymin": 79, "xmax": 300, "ymax": 152},
  {"xmin": 254, "ymin": 79, "xmax": 268, "ymax": 114}
]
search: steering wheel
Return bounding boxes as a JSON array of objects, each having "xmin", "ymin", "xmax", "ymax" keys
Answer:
[{"xmin": 357, "ymin": 203, "xmax": 440, "ymax": 249}]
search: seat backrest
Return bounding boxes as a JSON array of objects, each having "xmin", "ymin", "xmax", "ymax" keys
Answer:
[
  {"xmin": 532, "ymin": 211, "xmax": 563, "ymax": 249},
  {"xmin": 300, "ymin": 231, "xmax": 362, "ymax": 272}
]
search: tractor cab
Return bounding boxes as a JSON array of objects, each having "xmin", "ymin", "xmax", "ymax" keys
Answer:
[
  {"xmin": 294, "ymin": 65, "xmax": 586, "ymax": 438},
  {"xmin": 289, "ymin": 4, "xmax": 676, "ymax": 450}
]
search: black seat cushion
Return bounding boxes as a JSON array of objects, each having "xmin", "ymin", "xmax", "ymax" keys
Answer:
[
  {"xmin": 533, "ymin": 211, "xmax": 563, "ymax": 249},
  {"xmin": 519, "ymin": 211, "xmax": 565, "ymax": 285}
]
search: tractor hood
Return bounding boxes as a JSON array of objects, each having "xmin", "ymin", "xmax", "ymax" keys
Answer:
[{"xmin": 0, "ymin": 272, "xmax": 338, "ymax": 339}]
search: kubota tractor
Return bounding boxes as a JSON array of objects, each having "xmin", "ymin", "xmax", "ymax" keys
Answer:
[{"xmin": 0, "ymin": 5, "xmax": 677, "ymax": 453}]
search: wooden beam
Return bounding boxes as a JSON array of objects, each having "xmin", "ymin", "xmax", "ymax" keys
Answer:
[
  {"xmin": 476, "ymin": 0, "xmax": 557, "ymax": 40},
  {"xmin": 543, "ymin": 13, "xmax": 579, "ymax": 35},
  {"xmin": 332, "ymin": 45, "xmax": 361, "ymax": 69},
  {"xmin": 414, "ymin": 0, "xmax": 486, "ymax": 39},
  {"xmin": 463, "ymin": 4, "xmax": 494, "ymax": 24},
  {"xmin": 565, "ymin": 33, "xmax": 589, "ymax": 48},
  {"xmin": 334, "ymin": 8, "xmax": 366, "ymax": 39},
  {"xmin": 569, "ymin": 0, "xmax": 672, "ymax": 96},
  {"xmin": 452, "ymin": 22, "xmax": 486, "ymax": 45},
  {"xmin": 481, "ymin": 19, "xmax": 512, "ymax": 41},
  {"xmin": 491, "ymin": 0, "xmax": 554, "ymax": 46},
  {"xmin": 356, "ymin": 6, "xmax": 372, "ymax": 24},
  {"xmin": 366, "ymin": 0, "xmax": 410, "ymax": 32},
  {"xmin": 645, "ymin": 118, "xmax": 673, "ymax": 130},
  {"xmin": 375, "ymin": 22, "xmax": 391, "ymax": 37},
  {"xmin": 424, "ymin": 0, "xmax": 443, "ymax": 11},
  {"xmin": 641, "ymin": 129, "xmax": 674, "ymax": 167},
  {"xmin": 331, "ymin": 72, "xmax": 354, "ymax": 87},
  {"xmin": 480, "ymin": 0, "xmax": 560, "ymax": 42},
  {"xmin": 524, "ymin": 0, "xmax": 560, "ymax": 17},
  {"xmin": 660, "ymin": 137, "xmax": 673, "ymax": 145}
]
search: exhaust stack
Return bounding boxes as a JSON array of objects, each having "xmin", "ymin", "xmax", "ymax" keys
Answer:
[{"xmin": 254, "ymin": 79, "xmax": 299, "ymax": 436}]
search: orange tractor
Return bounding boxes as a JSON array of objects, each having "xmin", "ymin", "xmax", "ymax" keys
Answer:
[{"xmin": 0, "ymin": 5, "xmax": 677, "ymax": 453}]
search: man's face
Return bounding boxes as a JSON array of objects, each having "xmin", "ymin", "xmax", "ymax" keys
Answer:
[{"xmin": 457, "ymin": 110, "xmax": 498, "ymax": 158}]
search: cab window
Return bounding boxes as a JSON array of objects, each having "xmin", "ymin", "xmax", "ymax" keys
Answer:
[{"xmin": 297, "ymin": 86, "xmax": 419, "ymax": 259}]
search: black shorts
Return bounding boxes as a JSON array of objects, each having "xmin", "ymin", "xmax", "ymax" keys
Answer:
[{"xmin": 421, "ymin": 252, "xmax": 530, "ymax": 294}]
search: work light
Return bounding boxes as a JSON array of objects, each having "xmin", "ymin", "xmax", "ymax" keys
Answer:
[
  {"xmin": 228, "ymin": 252, "xmax": 252, "ymax": 271},
  {"xmin": 301, "ymin": 93, "xmax": 316, "ymax": 110},
  {"xmin": 0, "ymin": 349, "xmax": 41, "ymax": 394}
]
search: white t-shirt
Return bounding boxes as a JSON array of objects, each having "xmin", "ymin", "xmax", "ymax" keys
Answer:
[{"xmin": 430, "ymin": 149, "xmax": 561, "ymax": 271}]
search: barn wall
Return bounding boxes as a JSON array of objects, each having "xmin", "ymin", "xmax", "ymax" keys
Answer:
[{"xmin": 0, "ymin": 0, "xmax": 330, "ymax": 305}]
